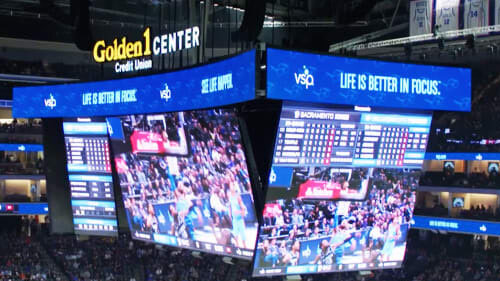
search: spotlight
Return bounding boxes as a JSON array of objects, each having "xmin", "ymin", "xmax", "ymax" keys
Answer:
[
  {"xmin": 433, "ymin": 25, "xmax": 441, "ymax": 36},
  {"xmin": 488, "ymin": 44, "xmax": 498, "ymax": 55},
  {"xmin": 438, "ymin": 38, "xmax": 445, "ymax": 50},
  {"xmin": 465, "ymin": 34, "xmax": 475, "ymax": 49},
  {"xmin": 404, "ymin": 44, "xmax": 412, "ymax": 58}
]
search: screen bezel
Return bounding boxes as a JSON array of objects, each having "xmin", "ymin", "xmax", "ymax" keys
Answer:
[
  {"xmin": 452, "ymin": 197, "xmax": 465, "ymax": 208},
  {"xmin": 443, "ymin": 161, "xmax": 455, "ymax": 171},
  {"xmin": 61, "ymin": 117, "xmax": 119, "ymax": 237},
  {"xmin": 108, "ymin": 105, "xmax": 263, "ymax": 260},
  {"xmin": 252, "ymin": 101, "xmax": 432, "ymax": 276}
]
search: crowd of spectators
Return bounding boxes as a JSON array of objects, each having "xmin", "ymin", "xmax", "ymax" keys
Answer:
[
  {"xmin": 426, "ymin": 69, "xmax": 500, "ymax": 153},
  {"xmin": 415, "ymin": 203, "xmax": 500, "ymax": 222},
  {"xmin": 42, "ymin": 233, "xmax": 256, "ymax": 281},
  {"xmin": 43, "ymin": 234, "xmax": 141, "ymax": 281},
  {"xmin": 460, "ymin": 205, "xmax": 499, "ymax": 221},
  {"xmin": 2, "ymin": 221, "xmax": 500, "ymax": 281},
  {"xmin": 419, "ymin": 171, "xmax": 500, "ymax": 189},
  {"xmin": 0, "ymin": 58, "xmax": 103, "ymax": 80},
  {"xmin": 10, "ymin": 228, "xmax": 500, "ymax": 281},
  {"xmin": 426, "ymin": 130, "xmax": 500, "ymax": 153},
  {"xmin": 0, "ymin": 230, "xmax": 66, "ymax": 281},
  {"xmin": 372, "ymin": 231, "xmax": 500, "ymax": 281},
  {"xmin": 0, "ymin": 136, "xmax": 42, "ymax": 144},
  {"xmin": 0, "ymin": 119, "xmax": 42, "ymax": 135},
  {"xmin": 0, "ymin": 155, "xmax": 44, "ymax": 175},
  {"xmin": 0, "ymin": 119, "xmax": 43, "ymax": 144}
]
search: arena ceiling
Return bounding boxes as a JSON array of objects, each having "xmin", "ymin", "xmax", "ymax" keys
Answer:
[
  {"xmin": 0, "ymin": 0, "xmax": 408, "ymax": 47},
  {"xmin": 0, "ymin": 0, "xmax": 497, "ymax": 98}
]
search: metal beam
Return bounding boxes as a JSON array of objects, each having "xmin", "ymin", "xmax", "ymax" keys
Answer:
[
  {"xmin": 350, "ymin": 24, "xmax": 500, "ymax": 51},
  {"xmin": 328, "ymin": 23, "xmax": 408, "ymax": 52},
  {"xmin": 0, "ymin": 74, "xmax": 79, "ymax": 84},
  {"xmin": 0, "ymin": 36, "xmax": 85, "ymax": 53}
]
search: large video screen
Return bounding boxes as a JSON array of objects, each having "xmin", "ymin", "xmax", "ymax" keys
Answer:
[
  {"xmin": 107, "ymin": 109, "xmax": 258, "ymax": 259},
  {"xmin": 253, "ymin": 103, "xmax": 432, "ymax": 276},
  {"xmin": 63, "ymin": 118, "xmax": 118, "ymax": 236}
]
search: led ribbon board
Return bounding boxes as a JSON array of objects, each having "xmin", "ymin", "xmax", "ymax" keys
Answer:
[
  {"xmin": 12, "ymin": 50, "xmax": 256, "ymax": 118},
  {"xmin": 425, "ymin": 152, "xmax": 500, "ymax": 160},
  {"xmin": 413, "ymin": 216, "xmax": 500, "ymax": 236},
  {"xmin": 0, "ymin": 203, "xmax": 48, "ymax": 215},
  {"xmin": 0, "ymin": 144, "xmax": 43, "ymax": 152},
  {"xmin": 267, "ymin": 48, "xmax": 471, "ymax": 112}
]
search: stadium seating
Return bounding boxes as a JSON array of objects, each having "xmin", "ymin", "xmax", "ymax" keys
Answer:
[{"xmin": 0, "ymin": 227, "xmax": 491, "ymax": 281}]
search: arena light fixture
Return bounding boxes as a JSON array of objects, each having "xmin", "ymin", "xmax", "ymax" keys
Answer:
[
  {"xmin": 346, "ymin": 24, "xmax": 500, "ymax": 51},
  {"xmin": 0, "ymin": 74, "xmax": 78, "ymax": 84}
]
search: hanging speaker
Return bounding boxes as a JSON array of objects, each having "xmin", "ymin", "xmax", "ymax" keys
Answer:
[
  {"xmin": 39, "ymin": 0, "xmax": 94, "ymax": 51},
  {"xmin": 232, "ymin": 0, "xmax": 266, "ymax": 42},
  {"xmin": 73, "ymin": 0, "xmax": 94, "ymax": 51}
]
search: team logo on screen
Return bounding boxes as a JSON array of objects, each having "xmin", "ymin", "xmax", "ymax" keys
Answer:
[
  {"xmin": 302, "ymin": 245, "xmax": 312, "ymax": 258},
  {"xmin": 157, "ymin": 210, "xmax": 166, "ymax": 224},
  {"xmin": 294, "ymin": 66, "xmax": 314, "ymax": 89},
  {"xmin": 106, "ymin": 121, "xmax": 114, "ymax": 137},
  {"xmin": 160, "ymin": 83, "xmax": 172, "ymax": 102},
  {"xmin": 269, "ymin": 168, "xmax": 277, "ymax": 184},
  {"xmin": 44, "ymin": 94, "xmax": 57, "ymax": 109}
]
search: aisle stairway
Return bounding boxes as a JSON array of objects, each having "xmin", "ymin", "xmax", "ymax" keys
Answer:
[{"xmin": 35, "ymin": 240, "xmax": 70, "ymax": 281}]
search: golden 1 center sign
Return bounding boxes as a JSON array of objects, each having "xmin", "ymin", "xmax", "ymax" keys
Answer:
[{"xmin": 93, "ymin": 26, "xmax": 200, "ymax": 73}]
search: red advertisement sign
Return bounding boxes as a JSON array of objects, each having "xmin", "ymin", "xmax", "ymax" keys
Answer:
[
  {"xmin": 115, "ymin": 157, "xmax": 128, "ymax": 174},
  {"xmin": 297, "ymin": 180, "xmax": 341, "ymax": 199},
  {"xmin": 263, "ymin": 203, "xmax": 282, "ymax": 217},
  {"xmin": 130, "ymin": 130, "xmax": 166, "ymax": 154}
]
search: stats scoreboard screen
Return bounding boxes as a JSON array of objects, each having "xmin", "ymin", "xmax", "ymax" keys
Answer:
[
  {"xmin": 253, "ymin": 102, "xmax": 432, "ymax": 277},
  {"xmin": 273, "ymin": 105, "xmax": 432, "ymax": 169},
  {"xmin": 63, "ymin": 118, "xmax": 118, "ymax": 236},
  {"xmin": 268, "ymin": 103, "xmax": 432, "ymax": 201}
]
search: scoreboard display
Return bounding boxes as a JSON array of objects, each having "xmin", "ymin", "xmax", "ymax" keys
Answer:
[
  {"xmin": 253, "ymin": 102, "xmax": 432, "ymax": 277},
  {"xmin": 63, "ymin": 118, "xmax": 118, "ymax": 236},
  {"xmin": 273, "ymin": 105, "xmax": 432, "ymax": 169},
  {"xmin": 268, "ymin": 103, "xmax": 432, "ymax": 201}
]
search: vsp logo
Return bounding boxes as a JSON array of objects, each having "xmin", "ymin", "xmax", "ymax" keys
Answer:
[
  {"xmin": 269, "ymin": 168, "xmax": 277, "ymax": 184},
  {"xmin": 17, "ymin": 145, "xmax": 25, "ymax": 151},
  {"xmin": 44, "ymin": 94, "xmax": 57, "ymax": 109},
  {"xmin": 302, "ymin": 245, "xmax": 311, "ymax": 258},
  {"xmin": 294, "ymin": 65, "xmax": 314, "ymax": 89},
  {"xmin": 158, "ymin": 210, "xmax": 166, "ymax": 225},
  {"xmin": 160, "ymin": 84, "xmax": 172, "ymax": 102},
  {"xmin": 106, "ymin": 121, "xmax": 114, "ymax": 136}
]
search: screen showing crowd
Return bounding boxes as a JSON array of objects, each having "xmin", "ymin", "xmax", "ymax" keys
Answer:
[
  {"xmin": 253, "ymin": 168, "xmax": 419, "ymax": 276},
  {"xmin": 253, "ymin": 103, "xmax": 431, "ymax": 276},
  {"xmin": 107, "ymin": 109, "xmax": 258, "ymax": 259}
]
